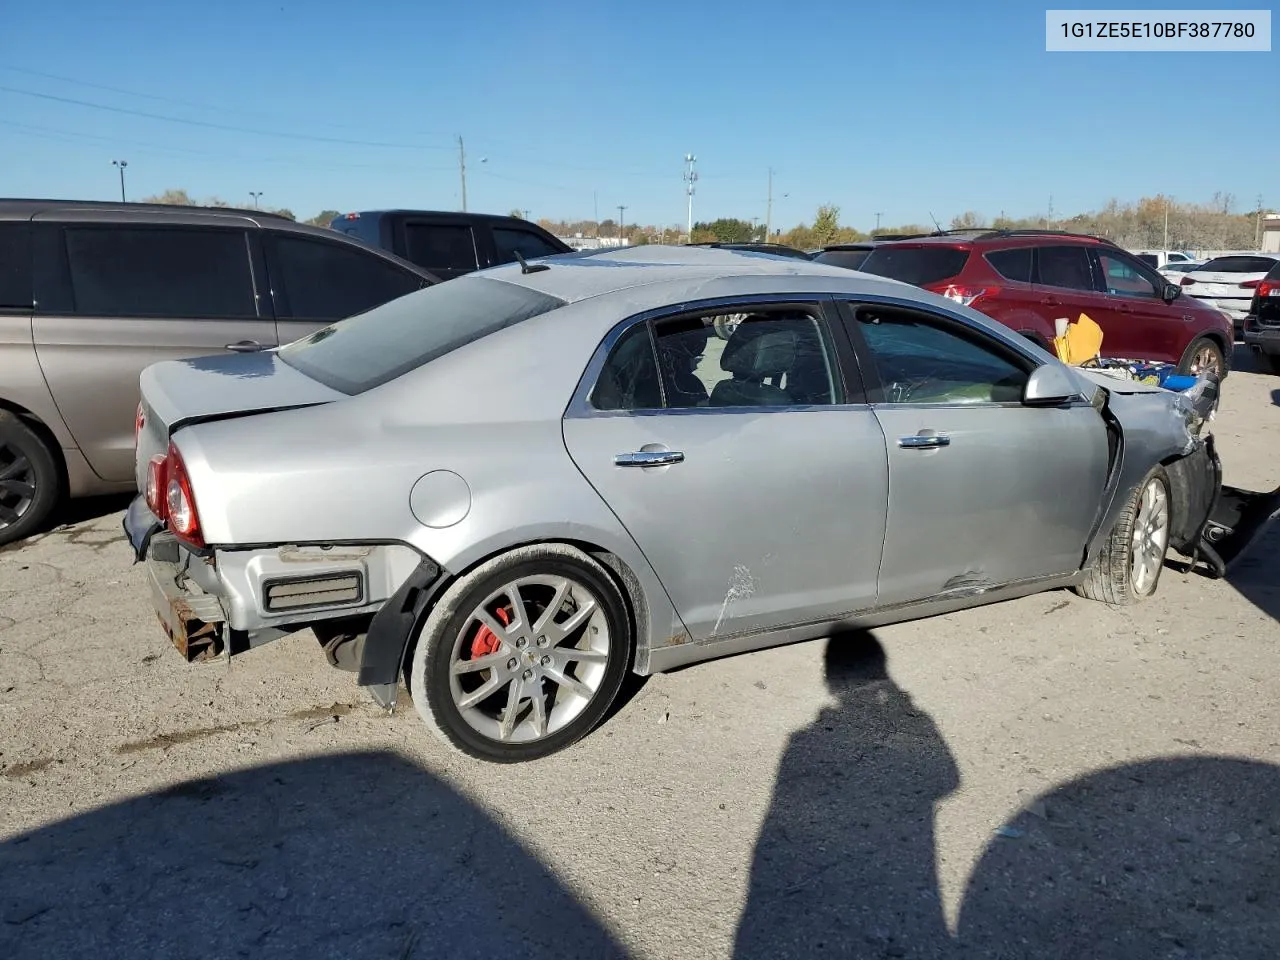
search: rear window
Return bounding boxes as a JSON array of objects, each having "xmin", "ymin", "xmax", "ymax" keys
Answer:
[
  {"xmin": 858, "ymin": 246, "xmax": 970, "ymax": 286},
  {"xmin": 0, "ymin": 222, "xmax": 32, "ymax": 309},
  {"xmin": 1199, "ymin": 256, "xmax": 1279, "ymax": 274},
  {"xmin": 984, "ymin": 248, "xmax": 1033, "ymax": 282},
  {"xmin": 812, "ymin": 249, "xmax": 872, "ymax": 271},
  {"xmin": 277, "ymin": 276, "xmax": 566, "ymax": 395}
]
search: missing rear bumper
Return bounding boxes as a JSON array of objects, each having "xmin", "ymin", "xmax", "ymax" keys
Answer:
[{"xmin": 147, "ymin": 553, "xmax": 227, "ymax": 662}]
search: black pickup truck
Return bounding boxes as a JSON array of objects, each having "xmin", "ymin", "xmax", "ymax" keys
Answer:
[{"xmin": 329, "ymin": 210, "xmax": 573, "ymax": 281}]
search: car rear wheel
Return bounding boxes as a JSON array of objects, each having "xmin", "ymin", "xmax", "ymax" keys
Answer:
[
  {"xmin": 1074, "ymin": 467, "xmax": 1171, "ymax": 605},
  {"xmin": 1177, "ymin": 337, "xmax": 1225, "ymax": 378},
  {"xmin": 0, "ymin": 411, "xmax": 60, "ymax": 547},
  {"xmin": 408, "ymin": 543, "xmax": 631, "ymax": 762}
]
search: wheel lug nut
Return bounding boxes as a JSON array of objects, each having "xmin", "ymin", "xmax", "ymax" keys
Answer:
[
  {"xmin": 522, "ymin": 669, "xmax": 534, "ymax": 681},
  {"xmin": 507, "ymin": 658, "xmax": 518, "ymax": 670},
  {"xmin": 516, "ymin": 637, "xmax": 528, "ymax": 649},
  {"xmin": 536, "ymin": 635, "xmax": 548, "ymax": 647},
  {"xmin": 540, "ymin": 655, "xmax": 551, "ymax": 666}
]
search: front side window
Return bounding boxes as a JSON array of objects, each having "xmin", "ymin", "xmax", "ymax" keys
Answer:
[
  {"xmin": 270, "ymin": 235, "xmax": 425, "ymax": 322},
  {"xmin": 63, "ymin": 226, "xmax": 257, "ymax": 319},
  {"xmin": 589, "ymin": 307, "xmax": 842, "ymax": 411},
  {"xmin": 854, "ymin": 305, "xmax": 1029, "ymax": 405},
  {"xmin": 278, "ymin": 275, "xmax": 565, "ymax": 395},
  {"xmin": 1097, "ymin": 251, "xmax": 1159, "ymax": 298},
  {"xmin": 1035, "ymin": 245, "xmax": 1095, "ymax": 292},
  {"xmin": 493, "ymin": 228, "xmax": 563, "ymax": 263},
  {"xmin": 403, "ymin": 223, "xmax": 479, "ymax": 273}
]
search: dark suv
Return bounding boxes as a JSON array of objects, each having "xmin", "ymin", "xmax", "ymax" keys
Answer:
[
  {"xmin": 854, "ymin": 230, "xmax": 1233, "ymax": 375},
  {"xmin": 1242, "ymin": 258, "xmax": 1280, "ymax": 374},
  {"xmin": 330, "ymin": 210, "xmax": 572, "ymax": 281},
  {"xmin": 0, "ymin": 199, "xmax": 438, "ymax": 545}
]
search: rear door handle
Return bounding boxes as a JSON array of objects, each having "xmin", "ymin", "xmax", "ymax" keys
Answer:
[
  {"xmin": 615, "ymin": 450, "xmax": 685, "ymax": 467},
  {"xmin": 226, "ymin": 340, "xmax": 266, "ymax": 353},
  {"xmin": 898, "ymin": 434, "xmax": 950, "ymax": 449}
]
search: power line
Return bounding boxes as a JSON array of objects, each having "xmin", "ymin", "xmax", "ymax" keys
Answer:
[{"xmin": 0, "ymin": 84, "xmax": 453, "ymax": 150}]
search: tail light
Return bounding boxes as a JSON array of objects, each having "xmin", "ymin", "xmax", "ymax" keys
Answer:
[
  {"xmin": 939, "ymin": 284, "xmax": 999, "ymax": 308},
  {"xmin": 146, "ymin": 442, "xmax": 205, "ymax": 547},
  {"xmin": 1181, "ymin": 276, "xmax": 1197, "ymax": 286},
  {"xmin": 1258, "ymin": 280, "xmax": 1276, "ymax": 298},
  {"xmin": 1240, "ymin": 279, "xmax": 1260, "ymax": 289}
]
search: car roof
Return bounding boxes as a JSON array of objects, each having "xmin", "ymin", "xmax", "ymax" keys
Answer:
[
  {"xmin": 882, "ymin": 229, "xmax": 1116, "ymax": 249},
  {"xmin": 474, "ymin": 243, "xmax": 915, "ymax": 308},
  {"xmin": 0, "ymin": 197, "xmax": 291, "ymax": 223},
  {"xmin": 338, "ymin": 209, "xmax": 547, "ymax": 226}
]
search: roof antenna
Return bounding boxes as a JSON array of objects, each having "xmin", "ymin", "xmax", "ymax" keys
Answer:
[
  {"xmin": 928, "ymin": 211, "xmax": 944, "ymax": 235},
  {"xmin": 514, "ymin": 251, "xmax": 550, "ymax": 274}
]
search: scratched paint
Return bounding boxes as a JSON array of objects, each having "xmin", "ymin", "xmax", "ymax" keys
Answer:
[{"xmin": 711, "ymin": 564, "xmax": 757, "ymax": 636}]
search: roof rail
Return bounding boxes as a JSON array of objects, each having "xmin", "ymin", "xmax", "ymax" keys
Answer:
[{"xmin": 972, "ymin": 228, "xmax": 1119, "ymax": 245}]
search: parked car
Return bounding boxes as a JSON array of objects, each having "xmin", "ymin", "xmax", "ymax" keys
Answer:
[
  {"xmin": 0, "ymin": 199, "xmax": 438, "ymax": 546},
  {"xmin": 329, "ymin": 210, "xmax": 573, "ymax": 281},
  {"xmin": 124, "ymin": 245, "xmax": 1221, "ymax": 762},
  {"xmin": 1178, "ymin": 254, "xmax": 1280, "ymax": 335},
  {"xmin": 1242, "ymin": 258, "xmax": 1280, "ymax": 374},
  {"xmin": 811, "ymin": 237, "xmax": 922, "ymax": 272},
  {"xmin": 1157, "ymin": 260, "xmax": 1204, "ymax": 282},
  {"xmin": 851, "ymin": 230, "xmax": 1233, "ymax": 375},
  {"xmin": 1133, "ymin": 250, "xmax": 1197, "ymax": 269},
  {"xmin": 686, "ymin": 242, "xmax": 812, "ymax": 260}
]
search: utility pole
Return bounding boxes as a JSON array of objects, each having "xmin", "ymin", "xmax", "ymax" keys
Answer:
[
  {"xmin": 1047, "ymin": 194, "xmax": 1054, "ymax": 228},
  {"xmin": 874, "ymin": 211, "xmax": 883, "ymax": 233},
  {"xmin": 112, "ymin": 159, "xmax": 128, "ymax": 202},
  {"xmin": 765, "ymin": 167, "xmax": 773, "ymax": 239},
  {"xmin": 751, "ymin": 216, "xmax": 759, "ymax": 240},
  {"xmin": 683, "ymin": 154, "xmax": 698, "ymax": 241},
  {"xmin": 523, "ymin": 209, "xmax": 530, "ymax": 221},
  {"xmin": 249, "ymin": 191, "xmax": 262, "ymax": 210},
  {"xmin": 457, "ymin": 136, "xmax": 468, "ymax": 212},
  {"xmin": 617, "ymin": 205, "xmax": 627, "ymax": 241}
]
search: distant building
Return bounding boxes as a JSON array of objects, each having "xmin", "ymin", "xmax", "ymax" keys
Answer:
[
  {"xmin": 556, "ymin": 235, "xmax": 630, "ymax": 251},
  {"xmin": 1263, "ymin": 214, "xmax": 1280, "ymax": 254}
]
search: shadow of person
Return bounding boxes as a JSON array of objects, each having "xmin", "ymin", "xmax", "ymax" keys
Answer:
[
  {"xmin": 957, "ymin": 757, "xmax": 1280, "ymax": 959},
  {"xmin": 733, "ymin": 630, "xmax": 960, "ymax": 960},
  {"xmin": 0, "ymin": 751, "xmax": 626, "ymax": 960}
]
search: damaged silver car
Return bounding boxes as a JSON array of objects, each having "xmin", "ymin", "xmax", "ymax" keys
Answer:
[{"xmin": 123, "ymin": 245, "xmax": 1224, "ymax": 761}]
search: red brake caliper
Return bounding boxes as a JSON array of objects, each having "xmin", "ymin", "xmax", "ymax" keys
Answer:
[{"xmin": 470, "ymin": 605, "xmax": 511, "ymax": 659}]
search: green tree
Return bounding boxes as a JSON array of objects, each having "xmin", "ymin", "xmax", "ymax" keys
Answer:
[
  {"xmin": 305, "ymin": 210, "xmax": 341, "ymax": 228},
  {"xmin": 811, "ymin": 205, "xmax": 842, "ymax": 247},
  {"xmin": 142, "ymin": 189, "xmax": 196, "ymax": 206},
  {"xmin": 272, "ymin": 208, "xmax": 296, "ymax": 221},
  {"xmin": 509, "ymin": 208, "xmax": 524, "ymax": 219},
  {"xmin": 949, "ymin": 210, "xmax": 986, "ymax": 230}
]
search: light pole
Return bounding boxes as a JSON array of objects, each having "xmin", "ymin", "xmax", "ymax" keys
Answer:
[
  {"xmin": 249, "ymin": 191, "xmax": 263, "ymax": 210},
  {"xmin": 765, "ymin": 167, "xmax": 773, "ymax": 239},
  {"xmin": 112, "ymin": 160, "xmax": 128, "ymax": 202},
  {"xmin": 683, "ymin": 154, "xmax": 698, "ymax": 240},
  {"xmin": 617, "ymin": 205, "xmax": 627, "ymax": 242}
]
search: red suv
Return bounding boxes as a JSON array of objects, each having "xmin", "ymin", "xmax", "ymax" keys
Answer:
[{"xmin": 856, "ymin": 230, "xmax": 1233, "ymax": 376}]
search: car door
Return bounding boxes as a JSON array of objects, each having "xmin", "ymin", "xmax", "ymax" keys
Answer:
[
  {"xmin": 395, "ymin": 215, "xmax": 483, "ymax": 280},
  {"xmin": 1090, "ymin": 248, "xmax": 1182, "ymax": 363},
  {"xmin": 839, "ymin": 300, "xmax": 1110, "ymax": 607},
  {"xmin": 264, "ymin": 231, "xmax": 431, "ymax": 345},
  {"xmin": 562, "ymin": 299, "xmax": 889, "ymax": 642},
  {"xmin": 30, "ymin": 217, "xmax": 275, "ymax": 483},
  {"xmin": 1031, "ymin": 244, "xmax": 1117, "ymax": 350}
]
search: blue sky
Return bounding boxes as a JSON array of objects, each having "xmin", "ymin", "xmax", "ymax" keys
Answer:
[{"xmin": 1, "ymin": 1, "xmax": 1274, "ymax": 230}]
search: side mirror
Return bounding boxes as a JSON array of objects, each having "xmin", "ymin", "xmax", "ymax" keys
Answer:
[
  {"xmin": 1023, "ymin": 363, "xmax": 1080, "ymax": 406},
  {"xmin": 1161, "ymin": 282, "xmax": 1182, "ymax": 303}
]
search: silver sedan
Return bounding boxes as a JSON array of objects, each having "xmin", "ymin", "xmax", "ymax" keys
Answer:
[{"xmin": 124, "ymin": 246, "xmax": 1222, "ymax": 761}]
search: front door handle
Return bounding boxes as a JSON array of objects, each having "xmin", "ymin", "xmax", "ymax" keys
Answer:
[
  {"xmin": 226, "ymin": 340, "xmax": 265, "ymax": 353},
  {"xmin": 615, "ymin": 450, "xmax": 685, "ymax": 467},
  {"xmin": 898, "ymin": 434, "xmax": 950, "ymax": 449}
]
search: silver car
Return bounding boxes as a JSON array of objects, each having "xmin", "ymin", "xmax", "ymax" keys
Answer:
[{"xmin": 124, "ymin": 246, "xmax": 1222, "ymax": 762}]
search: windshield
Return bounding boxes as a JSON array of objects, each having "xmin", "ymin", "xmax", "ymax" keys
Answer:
[
  {"xmin": 278, "ymin": 275, "xmax": 566, "ymax": 395},
  {"xmin": 858, "ymin": 246, "xmax": 970, "ymax": 285}
]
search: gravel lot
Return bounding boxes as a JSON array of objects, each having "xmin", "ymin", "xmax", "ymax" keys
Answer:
[{"xmin": 2, "ymin": 349, "xmax": 1278, "ymax": 959}]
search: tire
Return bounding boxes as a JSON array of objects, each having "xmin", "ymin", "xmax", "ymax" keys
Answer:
[
  {"xmin": 1177, "ymin": 337, "xmax": 1225, "ymax": 379},
  {"xmin": 1074, "ymin": 467, "xmax": 1171, "ymax": 606},
  {"xmin": 408, "ymin": 543, "xmax": 631, "ymax": 762},
  {"xmin": 0, "ymin": 411, "xmax": 61, "ymax": 547},
  {"xmin": 1262, "ymin": 352, "xmax": 1280, "ymax": 376}
]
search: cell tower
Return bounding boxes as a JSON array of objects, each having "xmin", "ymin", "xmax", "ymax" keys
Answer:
[{"xmin": 683, "ymin": 154, "xmax": 698, "ymax": 241}]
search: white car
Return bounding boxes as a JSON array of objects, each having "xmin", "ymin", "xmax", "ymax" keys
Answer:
[
  {"xmin": 1179, "ymin": 254, "xmax": 1280, "ymax": 332},
  {"xmin": 1134, "ymin": 250, "xmax": 1197, "ymax": 269},
  {"xmin": 1158, "ymin": 260, "xmax": 1204, "ymax": 283}
]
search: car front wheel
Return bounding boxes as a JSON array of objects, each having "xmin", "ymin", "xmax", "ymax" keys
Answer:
[
  {"xmin": 1178, "ymin": 337, "xmax": 1225, "ymax": 379},
  {"xmin": 1075, "ymin": 467, "xmax": 1171, "ymax": 605},
  {"xmin": 408, "ymin": 543, "xmax": 631, "ymax": 762}
]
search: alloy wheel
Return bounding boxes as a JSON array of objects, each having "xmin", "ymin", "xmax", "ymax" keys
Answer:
[
  {"xmin": 0, "ymin": 442, "xmax": 37, "ymax": 531},
  {"xmin": 448, "ymin": 574, "xmax": 612, "ymax": 744},
  {"xmin": 1190, "ymin": 343, "xmax": 1222, "ymax": 377},
  {"xmin": 1130, "ymin": 477, "xmax": 1169, "ymax": 595}
]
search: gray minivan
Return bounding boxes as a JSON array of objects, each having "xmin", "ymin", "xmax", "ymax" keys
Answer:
[{"xmin": 0, "ymin": 199, "xmax": 438, "ymax": 545}]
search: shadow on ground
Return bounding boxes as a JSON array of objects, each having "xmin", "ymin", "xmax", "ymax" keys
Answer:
[
  {"xmin": 0, "ymin": 751, "xmax": 627, "ymax": 959},
  {"xmin": 734, "ymin": 631, "xmax": 1280, "ymax": 959}
]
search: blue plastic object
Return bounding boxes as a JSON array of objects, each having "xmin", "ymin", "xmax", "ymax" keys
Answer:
[{"xmin": 1162, "ymin": 374, "xmax": 1199, "ymax": 392}]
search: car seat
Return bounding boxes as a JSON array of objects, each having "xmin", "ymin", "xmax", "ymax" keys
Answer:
[{"xmin": 710, "ymin": 321, "xmax": 798, "ymax": 407}]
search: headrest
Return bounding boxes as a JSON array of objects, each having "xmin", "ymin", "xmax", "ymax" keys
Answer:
[{"xmin": 720, "ymin": 324, "xmax": 797, "ymax": 379}]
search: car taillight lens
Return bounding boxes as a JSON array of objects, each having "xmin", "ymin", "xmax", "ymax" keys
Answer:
[
  {"xmin": 145, "ymin": 454, "xmax": 167, "ymax": 518},
  {"xmin": 163, "ymin": 442, "xmax": 205, "ymax": 547},
  {"xmin": 1240, "ymin": 279, "xmax": 1260, "ymax": 289},
  {"xmin": 1258, "ymin": 280, "xmax": 1276, "ymax": 298},
  {"xmin": 940, "ymin": 284, "xmax": 999, "ymax": 307},
  {"xmin": 1181, "ymin": 277, "xmax": 1196, "ymax": 286}
]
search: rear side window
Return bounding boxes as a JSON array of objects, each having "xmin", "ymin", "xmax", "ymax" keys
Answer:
[
  {"xmin": 812, "ymin": 249, "xmax": 872, "ymax": 271},
  {"xmin": 278, "ymin": 275, "xmax": 565, "ymax": 395},
  {"xmin": 984, "ymin": 248, "xmax": 1033, "ymax": 282},
  {"xmin": 404, "ymin": 223, "xmax": 479, "ymax": 273},
  {"xmin": 1198, "ymin": 256, "xmax": 1278, "ymax": 274},
  {"xmin": 493, "ymin": 228, "xmax": 564, "ymax": 263},
  {"xmin": 859, "ymin": 246, "xmax": 969, "ymax": 285},
  {"xmin": 1035, "ymin": 245, "xmax": 1095, "ymax": 292},
  {"xmin": 63, "ymin": 226, "xmax": 257, "ymax": 319},
  {"xmin": 0, "ymin": 222, "xmax": 32, "ymax": 309},
  {"xmin": 270, "ymin": 234, "xmax": 425, "ymax": 323}
]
